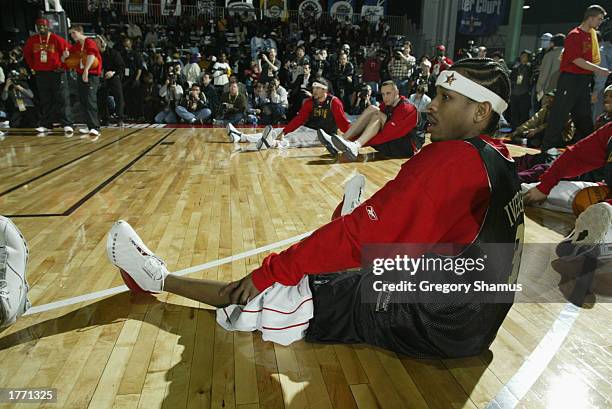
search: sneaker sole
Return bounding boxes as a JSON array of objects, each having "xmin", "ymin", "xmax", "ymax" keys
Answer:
[
  {"xmin": 0, "ymin": 216, "xmax": 31, "ymax": 327},
  {"xmin": 341, "ymin": 174, "xmax": 366, "ymax": 216},
  {"xmin": 331, "ymin": 135, "xmax": 357, "ymax": 161},
  {"xmin": 256, "ymin": 126, "xmax": 273, "ymax": 150},
  {"xmin": 573, "ymin": 202, "xmax": 612, "ymax": 246},
  {"xmin": 317, "ymin": 130, "xmax": 338, "ymax": 155}
]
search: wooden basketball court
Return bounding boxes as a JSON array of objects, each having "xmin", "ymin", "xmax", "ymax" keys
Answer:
[{"xmin": 0, "ymin": 127, "xmax": 610, "ymax": 409}]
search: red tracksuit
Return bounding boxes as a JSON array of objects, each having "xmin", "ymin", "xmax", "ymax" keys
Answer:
[
  {"xmin": 23, "ymin": 32, "xmax": 69, "ymax": 71},
  {"xmin": 365, "ymin": 96, "xmax": 418, "ymax": 146},
  {"xmin": 69, "ymin": 38, "xmax": 103, "ymax": 76},
  {"xmin": 251, "ymin": 135, "xmax": 510, "ymax": 291},
  {"xmin": 537, "ymin": 122, "xmax": 612, "ymax": 204},
  {"xmin": 283, "ymin": 94, "xmax": 350, "ymax": 134}
]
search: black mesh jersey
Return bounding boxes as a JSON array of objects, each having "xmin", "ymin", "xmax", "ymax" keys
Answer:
[{"xmin": 305, "ymin": 95, "xmax": 338, "ymax": 135}]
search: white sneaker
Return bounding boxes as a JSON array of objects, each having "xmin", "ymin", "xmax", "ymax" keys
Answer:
[
  {"xmin": 89, "ymin": 129, "xmax": 100, "ymax": 137},
  {"xmin": 0, "ymin": 130, "xmax": 5, "ymax": 139},
  {"xmin": 317, "ymin": 129, "xmax": 339, "ymax": 155},
  {"xmin": 331, "ymin": 134, "xmax": 359, "ymax": 161},
  {"xmin": 256, "ymin": 125, "xmax": 274, "ymax": 150},
  {"xmin": 107, "ymin": 220, "xmax": 169, "ymax": 293},
  {"xmin": 79, "ymin": 128, "xmax": 90, "ymax": 134},
  {"xmin": 341, "ymin": 173, "xmax": 366, "ymax": 216},
  {"xmin": 64, "ymin": 126, "xmax": 74, "ymax": 134},
  {"xmin": 0, "ymin": 216, "xmax": 30, "ymax": 328},
  {"xmin": 227, "ymin": 123, "xmax": 241, "ymax": 143},
  {"xmin": 561, "ymin": 202, "xmax": 612, "ymax": 259},
  {"xmin": 35, "ymin": 126, "xmax": 51, "ymax": 133},
  {"xmin": 0, "ymin": 121, "xmax": 9, "ymax": 129}
]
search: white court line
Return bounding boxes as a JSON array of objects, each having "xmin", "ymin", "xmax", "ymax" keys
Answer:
[
  {"xmin": 24, "ymin": 230, "xmax": 313, "ymax": 316},
  {"xmin": 485, "ymin": 303, "xmax": 580, "ymax": 408}
]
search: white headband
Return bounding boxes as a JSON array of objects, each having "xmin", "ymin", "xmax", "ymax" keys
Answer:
[
  {"xmin": 435, "ymin": 70, "xmax": 508, "ymax": 115},
  {"xmin": 312, "ymin": 81, "xmax": 328, "ymax": 90}
]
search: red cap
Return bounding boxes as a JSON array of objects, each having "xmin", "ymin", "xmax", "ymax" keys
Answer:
[
  {"xmin": 436, "ymin": 45, "xmax": 446, "ymax": 51},
  {"xmin": 36, "ymin": 18, "xmax": 50, "ymax": 26}
]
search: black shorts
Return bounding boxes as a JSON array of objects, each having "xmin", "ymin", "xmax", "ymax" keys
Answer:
[
  {"xmin": 305, "ymin": 270, "xmax": 509, "ymax": 358},
  {"xmin": 371, "ymin": 131, "xmax": 420, "ymax": 158}
]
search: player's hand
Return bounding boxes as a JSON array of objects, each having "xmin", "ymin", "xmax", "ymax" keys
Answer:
[
  {"xmin": 524, "ymin": 186, "xmax": 548, "ymax": 205},
  {"xmin": 591, "ymin": 93, "xmax": 598, "ymax": 104},
  {"xmin": 219, "ymin": 273, "xmax": 261, "ymax": 305},
  {"xmin": 82, "ymin": 72, "xmax": 89, "ymax": 83},
  {"xmin": 62, "ymin": 50, "xmax": 70, "ymax": 59},
  {"xmin": 105, "ymin": 71, "xmax": 115, "ymax": 79}
]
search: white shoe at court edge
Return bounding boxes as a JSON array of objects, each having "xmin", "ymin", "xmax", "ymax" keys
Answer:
[{"xmin": 107, "ymin": 220, "xmax": 169, "ymax": 293}]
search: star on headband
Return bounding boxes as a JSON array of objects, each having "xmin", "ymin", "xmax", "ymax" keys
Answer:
[{"xmin": 444, "ymin": 73, "xmax": 456, "ymax": 86}]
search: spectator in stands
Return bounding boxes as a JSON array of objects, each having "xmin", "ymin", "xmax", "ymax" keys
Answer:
[
  {"xmin": 408, "ymin": 84, "xmax": 431, "ymax": 129},
  {"xmin": 155, "ymin": 67, "xmax": 184, "ymax": 124},
  {"xmin": 312, "ymin": 49, "xmax": 330, "ymax": 80},
  {"xmin": 362, "ymin": 50, "xmax": 384, "ymax": 94},
  {"xmin": 183, "ymin": 53, "xmax": 202, "ymax": 87},
  {"xmin": 431, "ymin": 45, "xmax": 453, "ymax": 79},
  {"xmin": 200, "ymin": 73, "xmax": 219, "ymax": 117},
  {"xmin": 331, "ymin": 52, "xmax": 354, "ymax": 112},
  {"xmin": 259, "ymin": 47, "xmax": 281, "ymax": 84},
  {"xmin": 289, "ymin": 45, "xmax": 310, "ymax": 83},
  {"xmin": 141, "ymin": 72, "xmax": 161, "ymax": 123},
  {"xmin": 352, "ymin": 84, "xmax": 378, "ymax": 116},
  {"xmin": 149, "ymin": 53, "xmax": 166, "ymax": 85},
  {"xmin": 260, "ymin": 78, "xmax": 288, "ymax": 125},
  {"xmin": 219, "ymin": 82, "xmax": 247, "ymax": 125},
  {"xmin": 121, "ymin": 38, "xmax": 144, "ymax": 119},
  {"xmin": 536, "ymin": 34, "xmax": 565, "ymax": 101},
  {"xmin": 509, "ymin": 50, "xmax": 534, "ymax": 128},
  {"xmin": 176, "ymin": 83, "xmax": 213, "ymax": 124},
  {"xmin": 95, "ymin": 35, "xmax": 125, "ymax": 127},
  {"xmin": 388, "ymin": 40, "xmax": 416, "ymax": 97},
  {"xmin": 1, "ymin": 70, "xmax": 38, "ymax": 128},
  {"xmin": 222, "ymin": 74, "xmax": 248, "ymax": 98},
  {"xmin": 212, "ymin": 53, "xmax": 231, "ymax": 93},
  {"xmin": 288, "ymin": 62, "xmax": 314, "ymax": 118}
]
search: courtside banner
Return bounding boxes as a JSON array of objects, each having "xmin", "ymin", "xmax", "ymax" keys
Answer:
[
  {"xmin": 328, "ymin": 0, "xmax": 355, "ymax": 20},
  {"xmin": 126, "ymin": 0, "xmax": 148, "ymax": 14},
  {"xmin": 361, "ymin": 0, "xmax": 386, "ymax": 22},
  {"xmin": 360, "ymin": 243, "xmax": 611, "ymax": 304},
  {"xmin": 261, "ymin": 0, "xmax": 287, "ymax": 18},
  {"xmin": 458, "ymin": 0, "xmax": 510, "ymax": 36},
  {"xmin": 161, "ymin": 0, "xmax": 181, "ymax": 15}
]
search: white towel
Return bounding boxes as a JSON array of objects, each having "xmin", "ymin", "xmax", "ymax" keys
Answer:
[
  {"xmin": 522, "ymin": 181, "xmax": 599, "ymax": 213},
  {"xmin": 216, "ymin": 277, "xmax": 313, "ymax": 346}
]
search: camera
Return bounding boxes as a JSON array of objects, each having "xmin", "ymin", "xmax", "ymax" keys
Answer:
[
  {"xmin": 358, "ymin": 86, "xmax": 370, "ymax": 98},
  {"xmin": 8, "ymin": 70, "xmax": 21, "ymax": 80}
]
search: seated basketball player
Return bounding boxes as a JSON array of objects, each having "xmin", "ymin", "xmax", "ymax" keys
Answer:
[
  {"xmin": 106, "ymin": 58, "xmax": 525, "ymax": 358},
  {"xmin": 318, "ymin": 80, "xmax": 418, "ymax": 161},
  {"xmin": 523, "ymin": 121, "xmax": 611, "ymax": 251},
  {"xmin": 226, "ymin": 78, "xmax": 350, "ymax": 151},
  {"xmin": 1, "ymin": 59, "xmax": 524, "ymax": 358}
]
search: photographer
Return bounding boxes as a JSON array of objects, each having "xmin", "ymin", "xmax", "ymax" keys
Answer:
[
  {"xmin": 141, "ymin": 72, "xmax": 161, "ymax": 123},
  {"xmin": 95, "ymin": 35, "xmax": 125, "ymax": 126},
  {"xmin": 200, "ymin": 73, "xmax": 219, "ymax": 116},
  {"xmin": 219, "ymin": 82, "xmax": 247, "ymax": 125},
  {"xmin": 331, "ymin": 52, "xmax": 354, "ymax": 112},
  {"xmin": 175, "ymin": 83, "xmax": 212, "ymax": 124},
  {"xmin": 352, "ymin": 84, "xmax": 378, "ymax": 116},
  {"xmin": 154, "ymin": 68, "xmax": 184, "ymax": 124},
  {"xmin": 312, "ymin": 49, "xmax": 330, "ymax": 80},
  {"xmin": 1, "ymin": 71, "xmax": 38, "ymax": 128},
  {"xmin": 258, "ymin": 47, "xmax": 281, "ymax": 85},
  {"xmin": 387, "ymin": 40, "xmax": 416, "ymax": 96},
  {"xmin": 23, "ymin": 18, "xmax": 73, "ymax": 134},
  {"xmin": 260, "ymin": 78, "xmax": 288, "ymax": 125}
]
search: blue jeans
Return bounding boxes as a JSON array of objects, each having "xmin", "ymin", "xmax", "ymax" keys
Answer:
[
  {"xmin": 222, "ymin": 113, "xmax": 245, "ymax": 125},
  {"xmin": 175, "ymin": 106, "xmax": 212, "ymax": 122},
  {"xmin": 155, "ymin": 109, "xmax": 178, "ymax": 124}
]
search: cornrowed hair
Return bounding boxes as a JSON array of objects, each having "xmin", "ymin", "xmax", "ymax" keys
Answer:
[{"xmin": 450, "ymin": 58, "xmax": 510, "ymax": 135}]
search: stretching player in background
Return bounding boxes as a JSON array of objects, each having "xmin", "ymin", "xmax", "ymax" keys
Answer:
[
  {"xmin": 318, "ymin": 81, "xmax": 418, "ymax": 161},
  {"xmin": 226, "ymin": 78, "xmax": 350, "ymax": 150}
]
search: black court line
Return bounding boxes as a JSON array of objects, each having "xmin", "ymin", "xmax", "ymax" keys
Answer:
[
  {"xmin": 0, "ymin": 129, "xmax": 141, "ymax": 197},
  {"xmin": 6, "ymin": 129, "xmax": 176, "ymax": 218}
]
